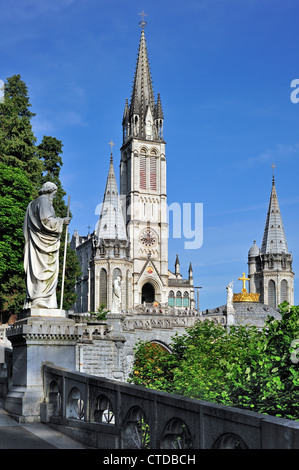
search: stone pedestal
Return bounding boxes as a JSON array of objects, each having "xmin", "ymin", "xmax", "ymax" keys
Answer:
[
  {"xmin": 23, "ymin": 308, "xmax": 66, "ymax": 318},
  {"xmin": 4, "ymin": 311, "xmax": 82, "ymax": 422},
  {"xmin": 106, "ymin": 313, "xmax": 126, "ymax": 381},
  {"xmin": 226, "ymin": 304, "xmax": 235, "ymax": 327}
]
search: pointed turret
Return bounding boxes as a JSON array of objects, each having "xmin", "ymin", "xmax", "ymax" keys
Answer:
[
  {"xmin": 175, "ymin": 254, "xmax": 180, "ymax": 275},
  {"xmin": 155, "ymin": 93, "xmax": 164, "ymax": 119},
  {"xmin": 261, "ymin": 176, "xmax": 289, "ymax": 254},
  {"xmin": 188, "ymin": 262, "xmax": 194, "ymax": 285},
  {"xmin": 122, "ymin": 98, "xmax": 130, "ymax": 142},
  {"xmin": 96, "ymin": 153, "xmax": 127, "ymax": 241},
  {"xmin": 123, "ymin": 98, "xmax": 129, "ymax": 120}
]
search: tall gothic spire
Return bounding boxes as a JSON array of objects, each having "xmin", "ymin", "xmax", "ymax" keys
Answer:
[
  {"xmin": 96, "ymin": 146, "xmax": 127, "ymax": 241},
  {"xmin": 122, "ymin": 18, "xmax": 164, "ymax": 142},
  {"xmin": 261, "ymin": 170, "xmax": 289, "ymax": 254}
]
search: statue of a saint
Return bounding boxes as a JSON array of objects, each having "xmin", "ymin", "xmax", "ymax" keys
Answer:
[
  {"xmin": 23, "ymin": 182, "xmax": 70, "ymax": 309},
  {"xmin": 111, "ymin": 276, "xmax": 122, "ymax": 313},
  {"xmin": 226, "ymin": 282, "xmax": 234, "ymax": 309}
]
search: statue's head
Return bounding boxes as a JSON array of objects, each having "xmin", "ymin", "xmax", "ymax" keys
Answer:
[{"xmin": 38, "ymin": 182, "xmax": 58, "ymax": 196}]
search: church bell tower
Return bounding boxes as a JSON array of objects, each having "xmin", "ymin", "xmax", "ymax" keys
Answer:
[
  {"xmin": 120, "ymin": 17, "xmax": 168, "ymax": 306},
  {"xmin": 248, "ymin": 167, "xmax": 294, "ymax": 307}
]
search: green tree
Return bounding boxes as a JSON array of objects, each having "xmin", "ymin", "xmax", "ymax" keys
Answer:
[
  {"xmin": 37, "ymin": 135, "xmax": 66, "ymax": 216},
  {"xmin": 130, "ymin": 341, "xmax": 173, "ymax": 392},
  {"xmin": 0, "ymin": 164, "xmax": 32, "ymax": 321},
  {"xmin": 0, "ymin": 75, "xmax": 40, "ymax": 321},
  {"xmin": 0, "ymin": 76, "xmax": 80, "ymax": 317},
  {"xmin": 0, "ymin": 75, "xmax": 42, "ymax": 192},
  {"xmin": 234, "ymin": 302, "xmax": 299, "ymax": 418},
  {"xmin": 129, "ymin": 305, "xmax": 299, "ymax": 420}
]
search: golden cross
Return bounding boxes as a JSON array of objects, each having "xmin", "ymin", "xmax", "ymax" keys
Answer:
[
  {"xmin": 108, "ymin": 140, "xmax": 115, "ymax": 154},
  {"xmin": 238, "ymin": 272, "xmax": 249, "ymax": 293}
]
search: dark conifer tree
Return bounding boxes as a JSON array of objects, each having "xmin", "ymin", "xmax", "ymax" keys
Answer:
[{"xmin": 0, "ymin": 76, "xmax": 80, "ymax": 318}]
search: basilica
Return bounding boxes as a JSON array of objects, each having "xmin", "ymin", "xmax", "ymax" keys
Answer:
[
  {"xmin": 70, "ymin": 20, "xmax": 294, "ymax": 330},
  {"xmin": 71, "ymin": 21, "xmax": 195, "ymax": 316}
]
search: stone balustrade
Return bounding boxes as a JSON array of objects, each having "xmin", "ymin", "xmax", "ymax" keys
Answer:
[{"xmin": 42, "ymin": 363, "xmax": 299, "ymax": 449}]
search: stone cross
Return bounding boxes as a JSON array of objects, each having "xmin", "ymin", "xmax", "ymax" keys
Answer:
[
  {"xmin": 108, "ymin": 139, "xmax": 115, "ymax": 151},
  {"xmin": 139, "ymin": 10, "xmax": 147, "ymax": 29}
]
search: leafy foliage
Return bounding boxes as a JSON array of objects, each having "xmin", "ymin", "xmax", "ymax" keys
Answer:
[
  {"xmin": 89, "ymin": 303, "xmax": 110, "ymax": 321},
  {"xmin": 0, "ymin": 164, "xmax": 33, "ymax": 321},
  {"xmin": 129, "ymin": 303, "xmax": 299, "ymax": 420},
  {"xmin": 0, "ymin": 75, "xmax": 81, "ymax": 318},
  {"xmin": 0, "ymin": 74, "xmax": 42, "ymax": 191}
]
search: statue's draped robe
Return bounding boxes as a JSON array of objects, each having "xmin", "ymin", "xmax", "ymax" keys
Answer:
[
  {"xmin": 23, "ymin": 195, "xmax": 64, "ymax": 309},
  {"xmin": 111, "ymin": 279, "xmax": 121, "ymax": 313}
]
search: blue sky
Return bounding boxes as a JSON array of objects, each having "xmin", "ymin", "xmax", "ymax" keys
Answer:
[{"xmin": 1, "ymin": 0, "xmax": 299, "ymax": 309}]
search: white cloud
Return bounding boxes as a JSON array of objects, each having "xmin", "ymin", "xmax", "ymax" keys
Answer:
[
  {"xmin": 2, "ymin": 0, "xmax": 76, "ymax": 21},
  {"xmin": 245, "ymin": 143, "xmax": 299, "ymax": 168}
]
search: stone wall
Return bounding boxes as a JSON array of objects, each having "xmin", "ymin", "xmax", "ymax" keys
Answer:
[{"xmin": 74, "ymin": 310, "xmax": 201, "ymax": 381}]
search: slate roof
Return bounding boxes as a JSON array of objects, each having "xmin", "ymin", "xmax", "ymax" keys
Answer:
[
  {"xmin": 96, "ymin": 156, "xmax": 127, "ymax": 241},
  {"xmin": 202, "ymin": 302, "xmax": 281, "ymax": 328},
  {"xmin": 261, "ymin": 177, "xmax": 289, "ymax": 254}
]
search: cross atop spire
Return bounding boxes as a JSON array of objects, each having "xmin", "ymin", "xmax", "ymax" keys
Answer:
[
  {"xmin": 271, "ymin": 161, "xmax": 276, "ymax": 183},
  {"xmin": 139, "ymin": 10, "xmax": 147, "ymax": 29},
  {"xmin": 108, "ymin": 139, "xmax": 115, "ymax": 162}
]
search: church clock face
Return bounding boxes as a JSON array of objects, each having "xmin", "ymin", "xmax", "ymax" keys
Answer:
[{"xmin": 140, "ymin": 228, "xmax": 157, "ymax": 247}]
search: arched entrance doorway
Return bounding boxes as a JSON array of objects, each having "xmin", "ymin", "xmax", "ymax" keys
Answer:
[{"xmin": 142, "ymin": 283, "xmax": 155, "ymax": 303}]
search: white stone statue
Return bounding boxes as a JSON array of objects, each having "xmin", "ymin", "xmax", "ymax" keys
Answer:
[
  {"xmin": 226, "ymin": 282, "xmax": 234, "ymax": 309},
  {"xmin": 111, "ymin": 276, "xmax": 122, "ymax": 313},
  {"xmin": 23, "ymin": 182, "xmax": 70, "ymax": 310}
]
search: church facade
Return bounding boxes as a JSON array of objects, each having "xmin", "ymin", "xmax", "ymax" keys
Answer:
[{"xmin": 71, "ymin": 23, "xmax": 195, "ymax": 316}]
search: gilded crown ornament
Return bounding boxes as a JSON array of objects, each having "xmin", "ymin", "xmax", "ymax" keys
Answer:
[{"xmin": 233, "ymin": 272, "xmax": 260, "ymax": 303}]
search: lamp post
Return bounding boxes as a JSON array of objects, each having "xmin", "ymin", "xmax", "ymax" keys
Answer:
[{"xmin": 194, "ymin": 286, "xmax": 202, "ymax": 313}]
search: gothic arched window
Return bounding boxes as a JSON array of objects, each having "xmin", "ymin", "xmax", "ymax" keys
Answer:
[
  {"xmin": 99, "ymin": 268, "xmax": 107, "ymax": 306},
  {"xmin": 268, "ymin": 280, "xmax": 276, "ymax": 308},
  {"xmin": 280, "ymin": 280, "xmax": 288, "ymax": 303},
  {"xmin": 183, "ymin": 291, "xmax": 189, "ymax": 307},
  {"xmin": 150, "ymin": 156, "xmax": 156, "ymax": 191},
  {"xmin": 168, "ymin": 290, "xmax": 174, "ymax": 307},
  {"xmin": 140, "ymin": 154, "xmax": 146, "ymax": 190},
  {"xmin": 176, "ymin": 291, "xmax": 182, "ymax": 307}
]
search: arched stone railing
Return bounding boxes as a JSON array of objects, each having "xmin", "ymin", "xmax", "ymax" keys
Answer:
[{"xmin": 41, "ymin": 363, "xmax": 299, "ymax": 449}]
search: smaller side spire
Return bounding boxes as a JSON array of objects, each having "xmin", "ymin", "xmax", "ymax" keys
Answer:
[
  {"xmin": 261, "ymin": 166, "xmax": 289, "ymax": 254},
  {"xmin": 188, "ymin": 262, "xmax": 193, "ymax": 284},
  {"xmin": 175, "ymin": 254, "xmax": 180, "ymax": 276},
  {"xmin": 96, "ymin": 142, "xmax": 127, "ymax": 241}
]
